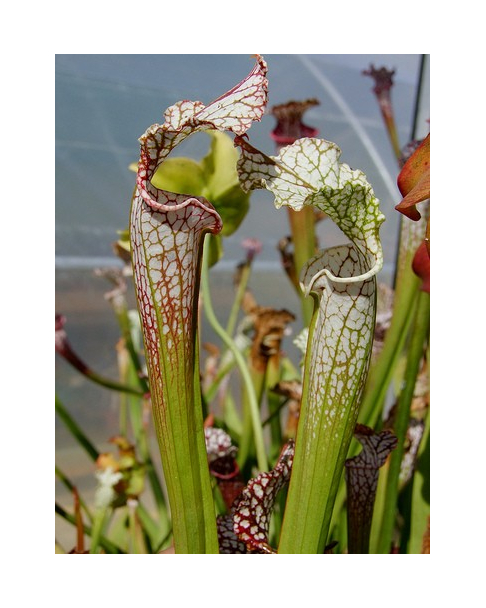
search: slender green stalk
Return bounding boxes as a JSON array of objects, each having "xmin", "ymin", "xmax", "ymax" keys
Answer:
[
  {"xmin": 287, "ymin": 206, "xmax": 316, "ymax": 326},
  {"xmin": 203, "ymin": 256, "xmax": 252, "ymax": 410},
  {"xmin": 82, "ymin": 369, "xmax": 145, "ymax": 396},
  {"xmin": 201, "ymin": 238, "xmax": 268, "ymax": 472},
  {"xmin": 118, "ymin": 392, "xmax": 128, "ymax": 437},
  {"xmin": 115, "ymin": 338, "xmax": 132, "ymax": 438},
  {"xmin": 235, "ymin": 302, "xmax": 294, "ymax": 471},
  {"xmin": 220, "ymin": 389, "xmax": 243, "ymax": 439},
  {"xmin": 265, "ymin": 352, "xmax": 291, "ymax": 540},
  {"xmin": 56, "ymin": 315, "xmax": 145, "ymax": 397},
  {"xmin": 127, "ymin": 500, "xmax": 146, "ymax": 554},
  {"xmin": 89, "ymin": 507, "xmax": 110, "ymax": 554},
  {"xmin": 368, "ymin": 458, "xmax": 391, "ymax": 553},
  {"xmin": 55, "ymin": 395, "xmax": 99, "ymax": 461},
  {"xmin": 266, "ymin": 356, "xmax": 284, "ymax": 464},
  {"xmin": 111, "ymin": 300, "xmax": 149, "ymax": 394},
  {"xmin": 237, "ymin": 364, "xmax": 267, "ymax": 472},
  {"xmin": 383, "ymin": 114, "xmax": 402, "ymax": 162},
  {"xmin": 226, "ymin": 260, "xmax": 252, "ymax": 338},
  {"xmin": 140, "ymin": 457, "xmax": 168, "ymax": 529},
  {"xmin": 376, "ymin": 291, "xmax": 429, "ymax": 553},
  {"xmin": 204, "ymin": 356, "xmax": 239, "ymax": 404}
]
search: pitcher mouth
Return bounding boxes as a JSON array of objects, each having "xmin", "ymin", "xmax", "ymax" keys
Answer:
[
  {"xmin": 301, "ymin": 244, "xmax": 380, "ymax": 297},
  {"xmin": 135, "ymin": 174, "xmax": 223, "ymax": 234}
]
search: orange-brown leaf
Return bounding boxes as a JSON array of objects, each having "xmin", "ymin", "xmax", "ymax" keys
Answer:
[{"xmin": 396, "ymin": 134, "xmax": 430, "ymax": 220}]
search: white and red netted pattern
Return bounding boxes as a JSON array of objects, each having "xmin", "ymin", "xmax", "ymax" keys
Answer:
[
  {"xmin": 130, "ymin": 55, "xmax": 269, "ymax": 436},
  {"xmin": 204, "ymin": 426, "xmax": 238, "ymax": 464},
  {"xmin": 136, "ymin": 55, "xmax": 268, "ymax": 211},
  {"xmin": 232, "ymin": 441, "xmax": 294, "ymax": 554}
]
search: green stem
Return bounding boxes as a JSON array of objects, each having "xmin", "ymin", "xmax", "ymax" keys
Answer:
[
  {"xmin": 202, "ymin": 258, "xmax": 252, "ymax": 414},
  {"xmin": 59, "ymin": 341, "xmax": 145, "ymax": 396},
  {"xmin": 368, "ymin": 457, "xmax": 390, "ymax": 553},
  {"xmin": 203, "ymin": 258, "xmax": 252, "ymax": 406},
  {"xmin": 127, "ymin": 500, "xmax": 146, "ymax": 554},
  {"xmin": 383, "ymin": 113, "xmax": 402, "ymax": 162},
  {"xmin": 84, "ymin": 369, "xmax": 145, "ymax": 396},
  {"xmin": 190, "ymin": 335, "xmax": 221, "ymax": 552},
  {"xmin": 89, "ymin": 507, "xmax": 110, "ymax": 554},
  {"xmin": 201, "ymin": 238, "xmax": 268, "ymax": 473},
  {"xmin": 204, "ymin": 356, "xmax": 238, "ymax": 403},
  {"xmin": 111, "ymin": 300, "xmax": 149, "ymax": 394},
  {"xmin": 149, "ymin": 322, "xmax": 219, "ymax": 554},
  {"xmin": 55, "ymin": 395, "xmax": 99, "ymax": 461},
  {"xmin": 376, "ymin": 291, "xmax": 429, "ymax": 553},
  {"xmin": 287, "ymin": 207, "xmax": 316, "ymax": 326},
  {"xmin": 226, "ymin": 260, "xmax": 252, "ymax": 338},
  {"xmin": 118, "ymin": 392, "xmax": 128, "ymax": 437},
  {"xmin": 237, "ymin": 364, "xmax": 267, "ymax": 472},
  {"xmin": 266, "ymin": 355, "xmax": 284, "ymax": 464},
  {"xmin": 115, "ymin": 340, "xmax": 132, "ymax": 441}
]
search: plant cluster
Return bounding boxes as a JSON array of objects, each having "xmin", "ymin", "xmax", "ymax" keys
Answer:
[{"xmin": 56, "ymin": 55, "xmax": 430, "ymax": 554}]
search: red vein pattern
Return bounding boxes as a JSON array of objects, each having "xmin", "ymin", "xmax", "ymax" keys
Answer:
[
  {"xmin": 233, "ymin": 127, "xmax": 386, "ymax": 552},
  {"xmin": 136, "ymin": 55, "xmax": 268, "ymax": 212},
  {"xmin": 345, "ymin": 424, "xmax": 397, "ymax": 553},
  {"xmin": 217, "ymin": 514, "xmax": 248, "ymax": 554},
  {"xmin": 205, "ymin": 426, "xmax": 245, "ymax": 511},
  {"xmin": 128, "ymin": 56, "xmax": 269, "ymax": 551},
  {"xmin": 233, "ymin": 441, "xmax": 294, "ymax": 554},
  {"xmin": 235, "ymin": 135, "xmax": 384, "ymax": 282},
  {"xmin": 298, "ymin": 246, "xmax": 377, "ymax": 455},
  {"xmin": 131, "ymin": 54, "xmax": 269, "ymax": 409},
  {"xmin": 131, "ymin": 193, "xmax": 222, "ymax": 426},
  {"xmin": 131, "ymin": 55, "xmax": 269, "ymax": 434}
]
